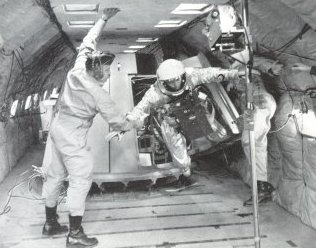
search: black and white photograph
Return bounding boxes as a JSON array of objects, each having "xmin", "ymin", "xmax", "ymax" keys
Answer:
[{"xmin": 0, "ymin": 0, "xmax": 316, "ymax": 247}]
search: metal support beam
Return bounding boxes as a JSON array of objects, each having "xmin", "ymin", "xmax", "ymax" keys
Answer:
[{"xmin": 241, "ymin": 0, "xmax": 261, "ymax": 247}]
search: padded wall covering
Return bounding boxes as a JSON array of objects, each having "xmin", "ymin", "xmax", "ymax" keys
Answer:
[
  {"xmin": 272, "ymin": 71, "xmax": 316, "ymax": 229},
  {"xmin": 279, "ymin": 0, "xmax": 316, "ymax": 30},
  {"xmin": 0, "ymin": 0, "xmax": 75, "ymax": 183},
  {"xmin": 246, "ymin": 0, "xmax": 316, "ymax": 229},
  {"xmin": 247, "ymin": 0, "xmax": 316, "ymax": 66}
]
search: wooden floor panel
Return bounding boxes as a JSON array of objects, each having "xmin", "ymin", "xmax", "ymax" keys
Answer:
[{"xmin": 1, "ymin": 146, "xmax": 315, "ymax": 248}]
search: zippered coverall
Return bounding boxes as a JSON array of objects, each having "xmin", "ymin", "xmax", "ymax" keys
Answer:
[
  {"xmin": 127, "ymin": 67, "xmax": 239, "ymax": 173},
  {"xmin": 42, "ymin": 19, "xmax": 131, "ymax": 216},
  {"xmin": 233, "ymin": 57, "xmax": 278, "ymax": 183}
]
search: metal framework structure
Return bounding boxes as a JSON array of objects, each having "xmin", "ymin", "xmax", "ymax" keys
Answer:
[{"xmin": 241, "ymin": 0, "xmax": 261, "ymax": 247}]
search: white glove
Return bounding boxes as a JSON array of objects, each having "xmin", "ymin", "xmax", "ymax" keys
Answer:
[{"xmin": 105, "ymin": 131, "xmax": 125, "ymax": 142}]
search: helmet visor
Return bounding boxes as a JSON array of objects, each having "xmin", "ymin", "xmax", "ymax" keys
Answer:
[{"xmin": 158, "ymin": 73, "xmax": 187, "ymax": 95}]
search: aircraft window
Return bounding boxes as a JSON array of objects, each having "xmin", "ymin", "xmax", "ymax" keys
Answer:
[
  {"xmin": 43, "ymin": 90, "xmax": 48, "ymax": 100},
  {"xmin": 50, "ymin": 87, "xmax": 59, "ymax": 99},
  {"xmin": 24, "ymin": 95, "xmax": 32, "ymax": 110},
  {"xmin": 10, "ymin": 100, "xmax": 19, "ymax": 117},
  {"xmin": 18, "ymin": 99, "xmax": 25, "ymax": 114},
  {"xmin": 33, "ymin": 93, "xmax": 40, "ymax": 108}
]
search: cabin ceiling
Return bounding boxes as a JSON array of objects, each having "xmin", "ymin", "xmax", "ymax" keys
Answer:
[
  {"xmin": 1, "ymin": 0, "xmax": 316, "ymax": 104},
  {"xmin": 50, "ymin": 0, "xmax": 229, "ymax": 54},
  {"xmin": 49, "ymin": 0, "xmax": 316, "ymax": 64}
]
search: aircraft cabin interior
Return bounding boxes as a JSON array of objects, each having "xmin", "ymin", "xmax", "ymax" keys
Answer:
[{"xmin": 1, "ymin": 0, "xmax": 316, "ymax": 248}]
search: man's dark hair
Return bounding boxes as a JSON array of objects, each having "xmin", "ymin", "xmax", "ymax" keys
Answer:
[{"xmin": 86, "ymin": 52, "xmax": 115, "ymax": 71}]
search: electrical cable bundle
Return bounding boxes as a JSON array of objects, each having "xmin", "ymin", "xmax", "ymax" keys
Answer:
[
  {"xmin": 0, "ymin": 167, "xmax": 40, "ymax": 216},
  {"xmin": 0, "ymin": 165, "xmax": 67, "ymax": 216}
]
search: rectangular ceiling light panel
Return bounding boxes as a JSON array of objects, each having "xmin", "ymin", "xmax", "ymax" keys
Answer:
[
  {"xmin": 64, "ymin": 4, "xmax": 99, "ymax": 14},
  {"xmin": 123, "ymin": 50, "xmax": 137, "ymax": 53},
  {"xmin": 172, "ymin": 3, "xmax": 212, "ymax": 14},
  {"xmin": 136, "ymin": 38, "xmax": 158, "ymax": 43},
  {"xmin": 128, "ymin": 45, "xmax": 146, "ymax": 49},
  {"xmin": 155, "ymin": 20, "xmax": 187, "ymax": 28},
  {"xmin": 68, "ymin": 21, "xmax": 95, "ymax": 28}
]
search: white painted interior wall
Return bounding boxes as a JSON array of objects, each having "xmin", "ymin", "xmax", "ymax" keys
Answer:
[{"xmin": 87, "ymin": 53, "xmax": 139, "ymax": 176}]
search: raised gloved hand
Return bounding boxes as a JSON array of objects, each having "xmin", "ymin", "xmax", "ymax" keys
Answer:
[
  {"xmin": 269, "ymin": 61, "xmax": 283, "ymax": 76},
  {"xmin": 102, "ymin": 8, "xmax": 120, "ymax": 21}
]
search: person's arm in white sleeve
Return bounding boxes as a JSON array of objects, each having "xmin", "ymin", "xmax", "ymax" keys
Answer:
[
  {"xmin": 88, "ymin": 86, "xmax": 132, "ymax": 131},
  {"xmin": 72, "ymin": 8, "xmax": 120, "ymax": 70},
  {"xmin": 126, "ymin": 85, "xmax": 167, "ymax": 128},
  {"xmin": 187, "ymin": 67, "xmax": 240, "ymax": 87}
]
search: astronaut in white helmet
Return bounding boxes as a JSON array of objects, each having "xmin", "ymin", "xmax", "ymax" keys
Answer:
[{"xmin": 127, "ymin": 58, "xmax": 241, "ymax": 178}]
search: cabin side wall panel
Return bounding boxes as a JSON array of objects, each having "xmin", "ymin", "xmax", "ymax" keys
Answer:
[{"xmin": 0, "ymin": 0, "xmax": 75, "ymax": 184}]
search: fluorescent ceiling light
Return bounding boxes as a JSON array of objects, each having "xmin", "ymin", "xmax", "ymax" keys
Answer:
[
  {"xmin": 155, "ymin": 20, "xmax": 187, "ymax": 28},
  {"xmin": 68, "ymin": 21, "xmax": 95, "ymax": 28},
  {"xmin": 63, "ymin": 4, "xmax": 99, "ymax": 13},
  {"xmin": 171, "ymin": 3, "xmax": 212, "ymax": 14},
  {"xmin": 136, "ymin": 38, "xmax": 158, "ymax": 43},
  {"xmin": 128, "ymin": 45, "xmax": 146, "ymax": 49},
  {"xmin": 159, "ymin": 20, "xmax": 183, "ymax": 24},
  {"xmin": 123, "ymin": 50, "xmax": 137, "ymax": 53}
]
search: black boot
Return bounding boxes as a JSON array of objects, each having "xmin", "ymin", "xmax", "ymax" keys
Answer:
[
  {"xmin": 178, "ymin": 174, "xmax": 194, "ymax": 187},
  {"xmin": 42, "ymin": 206, "xmax": 68, "ymax": 236},
  {"xmin": 243, "ymin": 181, "xmax": 274, "ymax": 207},
  {"xmin": 66, "ymin": 215, "xmax": 98, "ymax": 248}
]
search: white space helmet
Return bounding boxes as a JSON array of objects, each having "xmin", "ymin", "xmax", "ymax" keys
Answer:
[{"xmin": 156, "ymin": 59, "xmax": 187, "ymax": 96}]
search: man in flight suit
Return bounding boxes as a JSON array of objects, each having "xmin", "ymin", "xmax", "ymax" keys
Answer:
[
  {"xmin": 41, "ymin": 8, "xmax": 132, "ymax": 248},
  {"xmin": 229, "ymin": 51, "xmax": 283, "ymax": 206}
]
